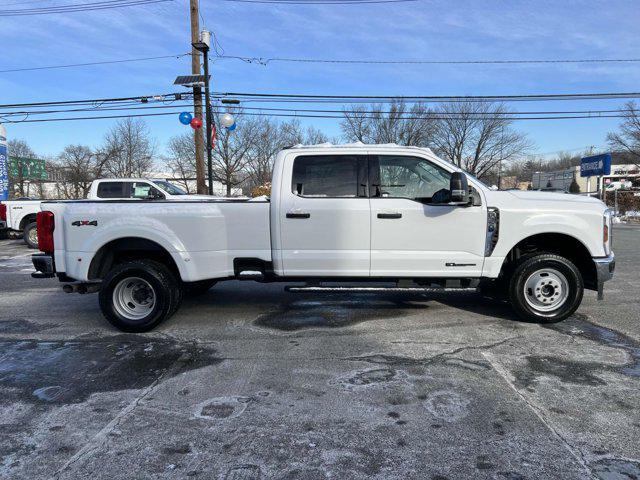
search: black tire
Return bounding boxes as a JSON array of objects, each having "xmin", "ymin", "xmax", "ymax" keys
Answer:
[
  {"xmin": 23, "ymin": 222, "xmax": 38, "ymax": 249},
  {"xmin": 99, "ymin": 260, "xmax": 182, "ymax": 332},
  {"xmin": 509, "ymin": 253, "xmax": 583, "ymax": 323},
  {"xmin": 183, "ymin": 279, "xmax": 217, "ymax": 296}
]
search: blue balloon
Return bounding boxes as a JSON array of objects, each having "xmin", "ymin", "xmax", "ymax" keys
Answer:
[
  {"xmin": 179, "ymin": 112, "xmax": 193, "ymax": 125},
  {"xmin": 226, "ymin": 123, "xmax": 236, "ymax": 131}
]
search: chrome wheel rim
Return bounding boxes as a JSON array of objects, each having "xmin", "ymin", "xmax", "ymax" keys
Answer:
[
  {"xmin": 112, "ymin": 277, "xmax": 156, "ymax": 321},
  {"xmin": 28, "ymin": 228, "xmax": 38, "ymax": 245},
  {"xmin": 524, "ymin": 268, "xmax": 569, "ymax": 312}
]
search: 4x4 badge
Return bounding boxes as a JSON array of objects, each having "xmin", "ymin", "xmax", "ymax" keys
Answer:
[{"xmin": 72, "ymin": 220, "xmax": 97, "ymax": 226}]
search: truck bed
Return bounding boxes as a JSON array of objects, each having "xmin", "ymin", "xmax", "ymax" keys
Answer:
[{"xmin": 43, "ymin": 199, "xmax": 272, "ymax": 282}]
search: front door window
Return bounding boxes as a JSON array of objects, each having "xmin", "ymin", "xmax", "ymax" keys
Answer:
[{"xmin": 376, "ymin": 155, "xmax": 451, "ymax": 203}]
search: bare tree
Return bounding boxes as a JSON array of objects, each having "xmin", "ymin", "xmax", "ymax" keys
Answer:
[
  {"xmin": 244, "ymin": 118, "xmax": 282, "ymax": 190},
  {"xmin": 7, "ymin": 139, "xmax": 36, "ymax": 197},
  {"xmin": 341, "ymin": 100, "xmax": 435, "ymax": 146},
  {"xmin": 431, "ymin": 101, "xmax": 532, "ymax": 178},
  {"xmin": 102, "ymin": 118, "xmax": 155, "ymax": 177},
  {"xmin": 243, "ymin": 118, "xmax": 330, "ymax": 192},
  {"xmin": 607, "ymin": 101, "xmax": 640, "ymax": 167},
  {"xmin": 212, "ymin": 112, "xmax": 263, "ymax": 196},
  {"xmin": 281, "ymin": 119, "xmax": 329, "ymax": 146},
  {"xmin": 55, "ymin": 145, "xmax": 96, "ymax": 199},
  {"xmin": 164, "ymin": 133, "xmax": 198, "ymax": 193}
]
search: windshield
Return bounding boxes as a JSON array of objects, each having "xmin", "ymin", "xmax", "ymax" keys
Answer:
[{"xmin": 153, "ymin": 181, "xmax": 187, "ymax": 196}]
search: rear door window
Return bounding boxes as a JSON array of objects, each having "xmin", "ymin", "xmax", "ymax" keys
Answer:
[
  {"xmin": 291, "ymin": 155, "xmax": 366, "ymax": 198},
  {"xmin": 96, "ymin": 182, "xmax": 128, "ymax": 199}
]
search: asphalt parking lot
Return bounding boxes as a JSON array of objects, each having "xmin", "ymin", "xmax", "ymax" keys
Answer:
[{"xmin": 0, "ymin": 225, "xmax": 639, "ymax": 480}]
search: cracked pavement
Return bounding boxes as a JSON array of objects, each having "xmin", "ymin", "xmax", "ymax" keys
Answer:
[{"xmin": 0, "ymin": 225, "xmax": 639, "ymax": 479}]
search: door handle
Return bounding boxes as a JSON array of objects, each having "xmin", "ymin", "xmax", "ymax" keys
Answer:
[
  {"xmin": 286, "ymin": 212, "xmax": 311, "ymax": 219},
  {"xmin": 377, "ymin": 212, "xmax": 402, "ymax": 219}
]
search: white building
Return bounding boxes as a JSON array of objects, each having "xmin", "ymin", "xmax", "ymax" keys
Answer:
[{"xmin": 532, "ymin": 164, "xmax": 640, "ymax": 194}]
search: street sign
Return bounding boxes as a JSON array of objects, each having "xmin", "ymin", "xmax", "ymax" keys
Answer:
[
  {"xmin": 580, "ymin": 153, "xmax": 611, "ymax": 177},
  {"xmin": 8, "ymin": 156, "xmax": 47, "ymax": 181}
]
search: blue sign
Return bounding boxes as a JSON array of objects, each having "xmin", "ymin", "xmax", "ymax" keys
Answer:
[
  {"xmin": 580, "ymin": 153, "xmax": 611, "ymax": 177},
  {"xmin": 0, "ymin": 135, "xmax": 8, "ymax": 201}
]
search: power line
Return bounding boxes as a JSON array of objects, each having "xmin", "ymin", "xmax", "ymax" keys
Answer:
[
  {"xmin": 213, "ymin": 91, "xmax": 640, "ymax": 103},
  {"xmin": 0, "ymin": 0, "xmax": 172, "ymax": 16},
  {"xmin": 0, "ymin": 92, "xmax": 185, "ymax": 109},
  {"xmin": 216, "ymin": 54, "xmax": 640, "ymax": 66},
  {"xmin": 0, "ymin": 53, "xmax": 191, "ymax": 74},
  {"xmin": 6, "ymin": 90, "xmax": 636, "ymax": 110},
  {"xmin": 0, "ymin": 104, "xmax": 627, "ymax": 118},
  {"xmin": 3, "ymin": 110, "xmax": 632, "ymax": 124}
]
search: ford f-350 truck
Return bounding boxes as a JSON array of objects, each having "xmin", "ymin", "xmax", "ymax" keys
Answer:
[{"xmin": 31, "ymin": 144, "xmax": 615, "ymax": 332}]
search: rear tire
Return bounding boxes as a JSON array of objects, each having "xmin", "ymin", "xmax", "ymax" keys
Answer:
[
  {"xmin": 99, "ymin": 260, "xmax": 181, "ymax": 332},
  {"xmin": 24, "ymin": 222, "xmax": 38, "ymax": 249},
  {"xmin": 509, "ymin": 253, "xmax": 583, "ymax": 323}
]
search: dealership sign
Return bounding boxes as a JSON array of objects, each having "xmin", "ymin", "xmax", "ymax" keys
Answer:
[
  {"xmin": 9, "ymin": 156, "xmax": 47, "ymax": 180},
  {"xmin": 580, "ymin": 153, "xmax": 611, "ymax": 177}
]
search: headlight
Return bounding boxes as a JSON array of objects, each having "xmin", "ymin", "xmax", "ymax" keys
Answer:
[{"xmin": 485, "ymin": 207, "xmax": 500, "ymax": 256}]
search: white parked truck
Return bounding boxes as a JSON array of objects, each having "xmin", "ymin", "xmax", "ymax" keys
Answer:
[
  {"xmin": 31, "ymin": 144, "xmax": 615, "ymax": 332},
  {"xmin": 1, "ymin": 178, "xmax": 211, "ymax": 247},
  {"xmin": 1, "ymin": 199, "xmax": 44, "ymax": 248}
]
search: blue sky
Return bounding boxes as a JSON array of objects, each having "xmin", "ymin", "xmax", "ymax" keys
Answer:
[{"xmin": 1, "ymin": 0, "xmax": 639, "ymax": 160}]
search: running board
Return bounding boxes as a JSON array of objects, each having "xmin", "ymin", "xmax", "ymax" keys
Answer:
[{"xmin": 285, "ymin": 286, "xmax": 479, "ymax": 293}]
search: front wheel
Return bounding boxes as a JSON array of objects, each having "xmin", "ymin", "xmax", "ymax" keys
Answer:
[
  {"xmin": 99, "ymin": 260, "xmax": 181, "ymax": 332},
  {"xmin": 509, "ymin": 253, "xmax": 583, "ymax": 323},
  {"xmin": 24, "ymin": 222, "xmax": 38, "ymax": 249}
]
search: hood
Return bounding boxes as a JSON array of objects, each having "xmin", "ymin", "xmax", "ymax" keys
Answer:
[{"xmin": 505, "ymin": 190, "xmax": 605, "ymax": 205}]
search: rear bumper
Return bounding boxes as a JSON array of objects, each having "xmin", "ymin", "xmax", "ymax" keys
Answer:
[
  {"xmin": 594, "ymin": 253, "xmax": 615, "ymax": 300},
  {"xmin": 32, "ymin": 253, "xmax": 56, "ymax": 278}
]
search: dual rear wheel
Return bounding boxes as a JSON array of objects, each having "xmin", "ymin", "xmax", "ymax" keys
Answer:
[{"xmin": 99, "ymin": 260, "xmax": 215, "ymax": 332}]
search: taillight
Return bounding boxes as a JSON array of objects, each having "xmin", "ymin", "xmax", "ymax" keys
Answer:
[
  {"xmin": 37, "ymin": 211, "xmax": 55, "ymax": 254},
  {"xmin": 0, "ymin": 204, "xmax": 6, "ymax": 221}
]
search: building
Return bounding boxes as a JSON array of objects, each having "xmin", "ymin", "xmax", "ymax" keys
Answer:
[{"xmin": 532, "ymin": 164, "xmax": 640, "ymax": 194}]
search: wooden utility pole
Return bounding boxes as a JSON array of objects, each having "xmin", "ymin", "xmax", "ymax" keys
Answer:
[{"xmin": 190, "ymin": 0, "xmax": 207, "ymax": 194}]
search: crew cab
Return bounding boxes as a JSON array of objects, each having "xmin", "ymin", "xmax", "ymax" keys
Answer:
[
  {"xmin": 31, "ymin": 144, "xmax": 615, "ymax": 332},
  {"xmin": 1, "ymin": 178, "xmax": 209, "ymax": 248}
]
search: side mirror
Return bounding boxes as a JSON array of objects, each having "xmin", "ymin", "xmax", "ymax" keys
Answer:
[{"xmin": 450, "ymin": 172, "xmax": 469, "ymax": 203}]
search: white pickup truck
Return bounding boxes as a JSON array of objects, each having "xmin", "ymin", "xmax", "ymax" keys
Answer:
[
  {"xmin": 1, "ymin": 178, "xmax": 208, "ymax": 247},
  {"xmin": 31, "ymin": 144, "xmax": 615, "ymax": 332}
]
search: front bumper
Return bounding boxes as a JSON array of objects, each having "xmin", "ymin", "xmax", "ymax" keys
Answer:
[
  {"xmin": 594, "ymin": 253, "xmax": 615, "ymax": 300},
  {"xmin": 0, "ymin": 220, "xmax": 6, "ymax": 230},
  {"xmin": 32, "ymin": 253, "xmax": 56, "ymax": 278}
]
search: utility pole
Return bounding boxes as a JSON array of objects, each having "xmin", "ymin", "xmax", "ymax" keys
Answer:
[
  {"xmin": 192, "ymin": 31, "xmax": 214, "ymax": 195},
  {"xmin": 202, "ymin": 42, "xmax": 214, "ymax": 196},
  {"xmin": 189, "ymin": 0, "xmax": 207, "ymax": 194}
]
